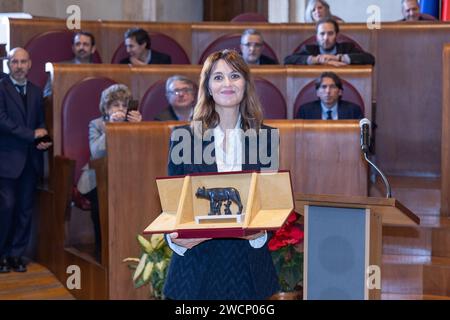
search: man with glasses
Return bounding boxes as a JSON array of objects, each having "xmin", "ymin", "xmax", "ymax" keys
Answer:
[
  {"xmin": 154, "ymin": 75, "xmax": 197, "ymax": 121},
  {"xmin": 295, "ymin": 72, "xmax": 363, "ymax": 120},
  {"xmin": 240, "ymin": 29, "xmax": 276, "ymax": 65}
]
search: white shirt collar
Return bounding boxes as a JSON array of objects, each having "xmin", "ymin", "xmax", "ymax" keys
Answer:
[{"xmin": 213, "ymin": 114, "xmax": 243, "ymax": 172}]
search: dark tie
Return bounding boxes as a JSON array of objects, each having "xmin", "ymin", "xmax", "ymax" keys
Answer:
[
  {"xmin": 326, "ymin": 110, "xmax": 332, "ymax": 120},
  {"xmin": 15, "ymin": 84, "xmax": 27, "ymax": 108},
  {"xmin": 15, "ymin": 84, "xmax": 25, "ymax": 96}
]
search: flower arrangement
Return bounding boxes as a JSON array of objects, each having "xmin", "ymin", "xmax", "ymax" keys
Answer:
[
  {"xmin": 268, "ymin": 211, "xmax": 304, "ymax": 293},
  {"xmin": 123, "ymin": 234, "xmax": 172, "ymax": 299}
]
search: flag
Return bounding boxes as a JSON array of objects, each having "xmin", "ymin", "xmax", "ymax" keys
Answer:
[
  {"xmin": 442, "ymin": 0, "xmax": 450, "ymax": 21},
  {"xmin": 420, "ymin": 0, "xmax": 440, "ymax": 18}
]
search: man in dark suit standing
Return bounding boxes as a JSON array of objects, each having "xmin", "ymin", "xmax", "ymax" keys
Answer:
[
  {"xmin": 295, "ymin": 71, "xmax": 363, "ymax": 120},
  {"xmin": 0, "ymin": 48, "xmax": 52, "ymax": 273},
  {"xmin": 120, "ymin": 28, "xmax": 171, "ymax": 65},
  {"xmin": 284, "ymin": 18, "xmax": 375, "ymax": 66},
  {"xmin": 240, "ymin": 29, "xmax": 277, "ymax": 65}
]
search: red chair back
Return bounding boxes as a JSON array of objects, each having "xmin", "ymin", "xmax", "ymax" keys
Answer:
[
  {"xmin": 140, "ymin": 80, "xmax": 168, "ymax": 121},
  {"xmin": 111, "ymin": 32, "xmax": 190, "ymax": 64},
  {"xmin": 293, "ymin": 79, "xmax": 364, "ymax": 117},
  {"xmin": 198, "ymin": 34, "xmax": 278, "ymax": 64},
  {"xmin": 24, "ymin": 30, "xmax": 102, "ymax": 89},
  {"xmin": 61, "ymin": 77, "xmax": 116, "ymax": 182},
  {"xmin": 231, "ymin": 12, "xmax": 268, "ymax": 22},
  {"xmin": 254, "ymin": 77, "xmax": 286, "ymax": 119},
  {"xmin": 292, "ymin": 34, "xmax": 364, "ymax": 53}
]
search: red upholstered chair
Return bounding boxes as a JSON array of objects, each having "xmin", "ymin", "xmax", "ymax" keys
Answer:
[
  {"xmin": 24, "ymin": 30, "xmax": 102, "ymax": 89},
  {"xmin": 293, "ymin": 79, "xmax": 364, "ymax": 118},
  {"xmin": 254, "ymin": 77, "xmax": 287, "ymax": 119},
  {"xmin": 139, "ymin": 80, "xmax": 168, "ymax": 121},
  {"xmin": 198, "ymin": 33, "xmax": 278, "ymax": 64},
  {"xmin": 231, "ymin": 12, "xmax": 268, "ymax": 22},
  {"xmin": 292, "ymin": 34, "xmax": 364, "ymax": 53},
  {"xmin": 61, "ymin": 77, "xmax": 116, "ymax": 185},
  {"xmin": 110, "ymin": 32, "xmax": 190, "ymax": 64}
]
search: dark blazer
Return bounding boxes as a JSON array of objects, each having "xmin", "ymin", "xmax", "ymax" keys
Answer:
[
  {"xmin": 0, "ymin": 77, "xmax": 45, "ymax": 179},
  {"xmin": 0, "ymin": 72, "xmax": 7, "ymax": 80},
  {"xmin": 295, "ymin": 100, "xmax": 363, "ymax": 120},
  {"xmin": 120, "ymin": 50, "xmax": 172, "ymax": 64},
  {"xmin": 154, "ymin": 105, "xmax": 180, "ymax": 121},
  {"xmin": 164, "ymin": 124, "xmax": 280, "ymax": 300},
  {"xmin": 259, "ymin": 54, "xmax": 277, "ymax": 65},
  {"xmin": 284, "ymin": 42, "xmax": 375, "ymax": 66}
]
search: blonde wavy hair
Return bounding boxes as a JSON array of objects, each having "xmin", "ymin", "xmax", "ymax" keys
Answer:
[{"xmin": 192, "ymin": 49, "xmax": 263, "ymax": 132}]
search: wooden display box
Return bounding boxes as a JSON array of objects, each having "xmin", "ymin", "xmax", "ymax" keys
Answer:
[{"xmin": 144, "ymin": 171, "xmax": 294, "ymax": 238}]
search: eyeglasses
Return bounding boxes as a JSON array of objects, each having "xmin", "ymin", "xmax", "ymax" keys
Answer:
[
  {"xmin": 241, "ymin": 42, "xmax": 263, "ymax": 49},
  {"xmin": 168, "ymin": 88, "xmax": 194, "ymax": 96}
]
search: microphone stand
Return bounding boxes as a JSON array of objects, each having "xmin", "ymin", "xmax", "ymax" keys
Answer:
[{"xmin": 363, "ymin": 151, "xmax": 392, "ymax": 198}]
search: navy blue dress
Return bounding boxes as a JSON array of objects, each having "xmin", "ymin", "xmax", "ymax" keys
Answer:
[{"xmin": 163, "ymin": 124, "xmax": 280, "ymax": 300}]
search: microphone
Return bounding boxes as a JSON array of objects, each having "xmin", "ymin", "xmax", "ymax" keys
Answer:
[
  {"xmin": 358, "ymin": 118, "xmax": 392, "ymax": 198},
  {"xmin": 359, "ymin": 118, "xmax": 370, "ymax": 154}
]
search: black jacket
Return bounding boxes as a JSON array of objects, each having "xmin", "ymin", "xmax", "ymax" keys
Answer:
[
  {"xmin": 295, "ymin": 100, "xmax": 363, "ymax": 120},
  {"xmin": 120, "ymin": 50, "xmax": 172, "ymax": 64},
  {"xmin": 284, "ymin": 42, "xmax": 375, "ymax": 66}
]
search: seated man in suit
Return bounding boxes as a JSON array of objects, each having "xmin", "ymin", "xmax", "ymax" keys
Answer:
[
  {"xmin": 154, "ymin": 75, "xmax": 196, "ymax": 121},
  {"xmin": 120, "ymin": 28, "xmax": 171, "ymax": 65},
  {"xmin": 400, "ymin": 0, "xmax": 436, "ymax": 21},
  {"xmin": 240, "ymin": 29, "xmax": 277, "ymax": 65},
  {"xmin": 295, "ymin": 71, "xmax": 363, "ymax": 120},
  {"xmin": 284, "ymin": 18, "xmax": 375, "ymax": 66},
  {"xmin": 43, "ymin": 31, "xmax": 97, "ymax": 97}
]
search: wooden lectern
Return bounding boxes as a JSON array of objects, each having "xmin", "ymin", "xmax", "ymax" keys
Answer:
[{"xmin": 295, "ymin": 194, "xmax": 420, "ymax": 300}]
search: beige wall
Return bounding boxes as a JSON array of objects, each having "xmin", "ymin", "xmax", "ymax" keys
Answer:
[
  {"xmin": 18, "ymin": 0, "xmax": 403, "ymax": 23},
  {"xmin": 22, "ymin": 0, "xmax": 202, "ymax": 22},
  {"xmin": 269, "ymin": 0, "xmax": 403, "ymax": 22}
]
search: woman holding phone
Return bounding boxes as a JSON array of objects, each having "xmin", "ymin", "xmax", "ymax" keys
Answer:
[{"xmin": 77, "ymin": 84, "xmax": 142, "ymax": 259}]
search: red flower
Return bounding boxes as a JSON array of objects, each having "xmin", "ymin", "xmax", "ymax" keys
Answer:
[
  {"xmin": 269, "ymin": 211, "xmax": 305, "ymax": 292},
  {"xmin": 268, "ymin": 212, "xmax": 304, "ymax": 251}
]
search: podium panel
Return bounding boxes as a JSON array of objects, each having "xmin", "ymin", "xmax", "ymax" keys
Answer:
[{"xmin": 304, "ymin": 205, "xmax": 373, "ymax": 300}]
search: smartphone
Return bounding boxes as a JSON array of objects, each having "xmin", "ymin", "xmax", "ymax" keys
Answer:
[
  {"xmin": 34, "ymin": 134, "xmax": 52, "ymax": 145},
  {"xmin": 126, "ymin": 99, "xmax": 139, "ymax": 121}
]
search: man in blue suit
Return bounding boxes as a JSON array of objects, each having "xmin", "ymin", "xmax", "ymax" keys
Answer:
[
  {"xmin": 295, "ymin": 71, "xmax": 363, "ymax": 120},
  {"xmin": 0, "ymin": 48, "xmax": 52, "ymax": 273}
]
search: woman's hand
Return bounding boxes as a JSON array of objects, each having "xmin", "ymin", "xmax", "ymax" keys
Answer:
[
  {"xmin": 109, "ymin": 110, "xmax": 127, "ymax": 122},
  {"xmin": 127, "ymin": 110, "xmax": 143, "ymax": 122},
  {"xmin": 169, "ymin": 232, "xmax": 211, "ymax": 249}
]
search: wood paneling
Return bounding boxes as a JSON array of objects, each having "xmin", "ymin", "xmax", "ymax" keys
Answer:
[
  {"xmin": 442, "ymin": 44, "xmax": 450, "ymax": 216},
  {"xmin": 203, "ymin": 0, "xmax": 267, "ymax": 21}
]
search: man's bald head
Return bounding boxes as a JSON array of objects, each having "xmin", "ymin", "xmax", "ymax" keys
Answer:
[
  {"xmin": 402, "ymin": 0, "xmax": 420, "ymax": 21},
  {"xmin": 7, "ymin": 47, "xmax": 32, "ymax": 83}
]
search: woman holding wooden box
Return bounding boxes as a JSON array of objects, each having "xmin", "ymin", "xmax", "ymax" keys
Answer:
[{"xmin": 164, "ymin": 49, "xmax": 280, "ymax": 300}]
